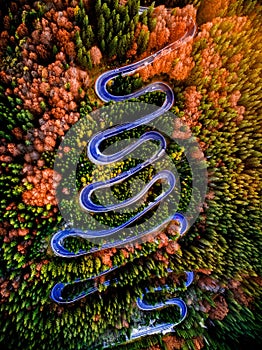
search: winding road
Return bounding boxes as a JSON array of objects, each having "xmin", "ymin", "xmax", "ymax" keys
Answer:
[{"xmin": 50, "ymin": 6, "xmax": 197, "ymax": 343}]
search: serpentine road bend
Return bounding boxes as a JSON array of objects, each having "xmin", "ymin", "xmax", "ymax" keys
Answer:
[
  {"xmin": 50, "ymin": 6, "xmax": 197, "ymax": 341},
  {"xmin": 50, "ymin": 214, "xmax": 190, "ymax": 304}
]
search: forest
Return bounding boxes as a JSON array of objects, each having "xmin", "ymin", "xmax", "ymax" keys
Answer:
[{"xmin": 0, "ymin": 0, "xmax": 261, "ymax": 349}]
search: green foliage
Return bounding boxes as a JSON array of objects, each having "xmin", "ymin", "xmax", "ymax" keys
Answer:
[
  {"xmin": 108, "ymin": 74, "xmax": 143, "ymax": 95},
  {"xmin": 0, "ymin": 92, "xmax": 35, "ymax": 140},
  {"xmin": 0, "ymin": 1, "xmax": 261, "ymax": 350},
  {"xmin": 75, "ymin": 1, "xmax": 95, "ymax": 67},
  {"xmin": 137, "ymin": 28, "xmax": 150, "ymax": 55},
  {"xmin": 91, "ymin": 0, "xmax": 140, "ymax": 59}
]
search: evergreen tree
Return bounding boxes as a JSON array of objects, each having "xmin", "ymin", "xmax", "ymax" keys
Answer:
[
  {"xmin": 75, "ymin": 31, "xmax": 83, "ymax": 49},
  {"xmin": 137, "ymin": 29, "xmax": 150, "ymax": 55},
  {"xmin": 101, "ymin": 2, "xmax": 111, "ymax": 20},
  {"xmin": 127, "ymin": 0, "xmax": 140, "ymax": 17},
  {"xmin": 97, "ymin": 14, "xmax": 105, "ymax": 43},
  {"xmin": 109, "ymin": 36, "xmax": 118, "ymax": 57},
  {"xmin": 95, "ymin": 0, "xmax": 102, "ymax": 15}
]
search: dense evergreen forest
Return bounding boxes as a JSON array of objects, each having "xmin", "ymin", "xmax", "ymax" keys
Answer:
[{"xmin": 0, "ymin": 0, "xmax": 261, "ymax": 349}]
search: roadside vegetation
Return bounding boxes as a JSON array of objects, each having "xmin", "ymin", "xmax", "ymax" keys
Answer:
[{"xmin": 0, "ymin": 1, "xmax": 261, "ymax": 349}]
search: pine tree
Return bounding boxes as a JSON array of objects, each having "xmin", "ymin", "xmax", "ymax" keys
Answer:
[
  {"xmin": 83, "ymin": 14, "xmax": 89, "ymax": 28},
  {"xmin": 97, "ymin": 14, "xmax": 105, "ymax": 43},
  {"xmin": 137, "ymin": 29, "xmax": 150, "ymax": 55},
  {"xmin": 101, "ymin": 2, "xmax": 110, "ymax": 20},
  {"xmin": 75, "ymin": 31, "xmax": 83, "ymax": 49},
  {"xmin": 127, "ymin": 0, "xmax": 140, "ymax": 17},
  {"xmin": 100, "ymin": 39, "xmax": 105, "ymax": 52},
  {"xmin": 86, "ymin": 50, "xmax": 93, "ymax": 70},
  {"xmin": 86, "ymin": 25, "xmax": 94, "ymax": 46},
  {"xmin": 108, "ymin": 35, "xmax": 118, "ymax": 57}
]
